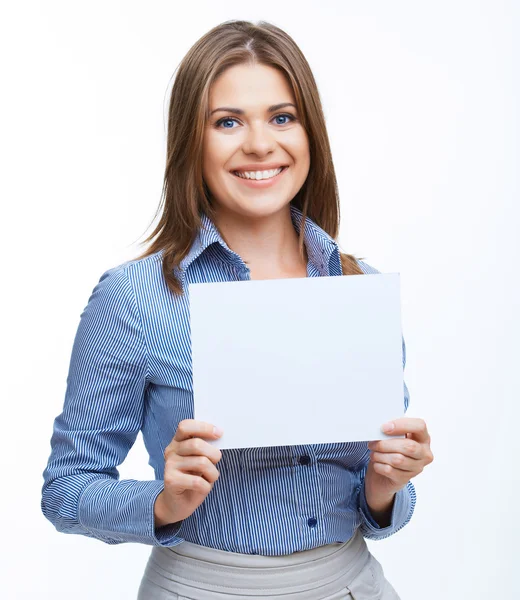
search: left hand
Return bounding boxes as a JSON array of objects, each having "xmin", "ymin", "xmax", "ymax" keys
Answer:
[{"xmin": 366, "ymin": 417, "xmax": 434, "ymax": 497}]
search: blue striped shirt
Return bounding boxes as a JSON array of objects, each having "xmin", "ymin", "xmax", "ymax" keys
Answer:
[{"xmin": 41, "ymin": 205, "xmax": 416, "ymax": 554}]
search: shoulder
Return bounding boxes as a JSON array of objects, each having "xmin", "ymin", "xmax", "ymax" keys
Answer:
[
  {"xmin": 97, "ymin": 251, "xmax": 163, "ymax": 284},
  {"xmin": 355, "ymin": 259, "xmax": 381, "ymax": 275},
  {"xmin": 92, "ymin": 251, "xmax": 167, "ymax": 305}
]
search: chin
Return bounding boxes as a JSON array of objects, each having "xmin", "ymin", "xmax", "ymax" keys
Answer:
[{"xmin": 228, "ymin": 198, "xmax": 292, "ymax": 220}]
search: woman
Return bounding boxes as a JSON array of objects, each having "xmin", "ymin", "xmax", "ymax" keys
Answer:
[{"xmin": 41, "ymin": 19, "xmax": 433, "ymax": 599}]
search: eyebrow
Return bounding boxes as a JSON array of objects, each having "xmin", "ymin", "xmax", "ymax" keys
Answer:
[{"xmin": 209, "ymin": 102, "xmax": 297, "ymax": 117}]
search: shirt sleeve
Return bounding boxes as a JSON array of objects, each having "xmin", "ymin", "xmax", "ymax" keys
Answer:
[
  {"xmin": 355, "ymin": 260, "xmax": 417, "ymax": 540},
  {"xmin": 41, "ymin": 265, "xmax": 183, "ymax": 546}
]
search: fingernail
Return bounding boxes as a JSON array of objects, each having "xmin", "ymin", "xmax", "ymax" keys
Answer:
[
  {"xmin": 213, "ymin": 426, "xmax": 224, "ymax": 437},
  {"xmin": 382, "ymin": 421, "xmax": 395, "ymax": 433}
]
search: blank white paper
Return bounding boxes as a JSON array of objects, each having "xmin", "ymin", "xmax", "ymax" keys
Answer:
[{"xmin": 189, "ymin": 273, "xmax": 405, "ymax": 449}]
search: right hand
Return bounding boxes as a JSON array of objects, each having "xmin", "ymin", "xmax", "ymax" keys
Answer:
[{"xmin": 154, "ymin": 419, "xmax": 223, "ymax": 527}]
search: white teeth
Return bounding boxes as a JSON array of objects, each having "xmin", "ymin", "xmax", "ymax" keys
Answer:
[{"xmin": 234, "ymin": 167, "xmax": 284, "ymax": 180}]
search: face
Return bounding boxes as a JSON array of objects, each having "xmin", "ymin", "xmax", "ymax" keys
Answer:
[{"xmin": 202, "ymin": 63, "xmax": 310, "ymax": 221}]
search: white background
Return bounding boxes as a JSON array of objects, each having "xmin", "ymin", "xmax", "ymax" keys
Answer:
[{"xmin": 1, "ymin": 1, "xmax": 518, "ymax": 598}]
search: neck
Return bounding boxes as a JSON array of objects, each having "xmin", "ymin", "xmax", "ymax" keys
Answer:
[{"xmin": 213, "ymin": 205, "xmax": 308, "ymax": 279}]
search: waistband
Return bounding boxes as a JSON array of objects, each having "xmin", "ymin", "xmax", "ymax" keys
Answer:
[{"xmin": 145, "ymin": 529, "xmax": 369, "ymax": 597}]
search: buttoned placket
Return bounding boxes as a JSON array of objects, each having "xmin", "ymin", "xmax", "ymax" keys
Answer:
[{"xmin": 226, "ymin": 248, "xmax": 327, "ymax": 540}]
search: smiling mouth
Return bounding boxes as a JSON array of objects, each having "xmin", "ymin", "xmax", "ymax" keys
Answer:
[{"xmin": 231, "ymin": 166, "xmax": 289, "ymax": 181}]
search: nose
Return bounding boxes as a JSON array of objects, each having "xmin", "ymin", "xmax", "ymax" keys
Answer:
[{"xmin": 242, "ymin": 121, "xmax": 276, "ymax": 156}]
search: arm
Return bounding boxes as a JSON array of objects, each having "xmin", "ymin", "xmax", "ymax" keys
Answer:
[
  {"xmin": 357, "ymin": 346, "xmax": 416, "ymax": 540},
  {"xmin": 41, "ymin": 266, "xmax": 183, "ymax": 546},
  {"xmin": 354, "ymin": 257, "xmax": 417, "ymax": 539}
]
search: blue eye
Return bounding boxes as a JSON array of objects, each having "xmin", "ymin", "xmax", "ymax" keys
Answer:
[
  {"xmin": 218, "ymin": 118, "xmax": 238, "ymax": 129},
  {"xmin": 215, "ymin": 113, "xmax": 296, "ymax": 129},
  {"xmin": 274, "ymin": 114, "xmax": 292, "ymax": 125}
]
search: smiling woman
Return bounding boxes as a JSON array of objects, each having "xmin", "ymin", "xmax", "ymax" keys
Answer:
[
  {"xmin": 41, "ymin": 18, "xmax": 432, "ymax": 600},
  {"xmin": 201, "ymin": 63, "xmax": 312, "ymax": 257},
  {"xmin": 133, "ymin": 20, "xmax": 365, "ymax": 289}
]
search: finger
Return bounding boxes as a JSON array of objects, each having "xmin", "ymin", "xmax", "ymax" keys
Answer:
[
  {"xmin": 163, "ymin": 469, "xmax": 212, "ymax": 495},
  {"xmin": 175, "ymin": 456, "xmax": 220, "ymax": 484},
  {"xmin": 368, "ymin": 438, "xmax": 423, "ymax": 459},
  {"xmin": 370, "ymin": 451, "xmax": 417, "ymax": 473},
  {"xmin": 176, "ymin": 437, "xmax": 223, "ymax": 464},
  {"xmin": 371, "ymin": 462, "xmax": 409, "ymax": 486},
  {"xmin": 174, "ymin": 419, "xmax": 224, "ymax": 443},
  {"xmin": 381, "ymin": 418, "xmax": 430, "ymax": 443}
]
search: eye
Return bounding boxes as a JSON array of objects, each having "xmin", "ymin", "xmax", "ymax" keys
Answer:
[
  {"xmin": 273, "ymin": 113, "xmax": 295, "ymax": 125},
  {"xmin": 216, "ymin": 118, "xmax": 239, "ymax": 129},
  {"xmin": 214, "ymin": 113, "xmax": 296, "ymax": 129}
]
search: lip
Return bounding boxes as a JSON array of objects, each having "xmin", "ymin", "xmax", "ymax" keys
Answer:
[
  {"xmin": 230, "ymin": 166, "xmax": 288, "ymax": 188},
  {"xmin": 231, "ymin": 163, "xmax": 289, "ymax": 172}
]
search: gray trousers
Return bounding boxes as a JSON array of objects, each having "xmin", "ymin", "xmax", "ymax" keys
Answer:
[{"xmin": 137, "ymin": 529, "xmax": 400, "ymax": 599}]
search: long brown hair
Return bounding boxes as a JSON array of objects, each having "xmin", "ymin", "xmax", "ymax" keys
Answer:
[{"xmin": 135, "ymin": 19, "xmax": 363, "ymax": 294}]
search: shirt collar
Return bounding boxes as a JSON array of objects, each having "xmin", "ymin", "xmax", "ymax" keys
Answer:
[
  {"xmin": 177, "ymin": 205, "xmax": 341, "ymax": 280},
  {"xmin": 288, "ymin": 205, "xmax": 340, "ymax": 275}
]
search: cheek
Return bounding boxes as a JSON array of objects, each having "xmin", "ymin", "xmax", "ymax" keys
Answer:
[
  {"xmin": 203, "ymin": 134, "xmax": 236, "ymax": 177},
  {"xmin": 286, "ymin": 130, "xmax": 310, "ymax": 162},
  {"xmin": 202, "ymin": 141, "xmax": 221, "ymax": 183}
]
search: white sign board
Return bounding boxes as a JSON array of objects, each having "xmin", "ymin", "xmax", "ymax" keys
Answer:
[{"xmin": 190, "ymin": 273, "xmax": 405, "ymax": 449}]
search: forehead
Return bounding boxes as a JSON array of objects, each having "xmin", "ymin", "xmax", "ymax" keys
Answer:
[{"xmin": 208, "ymin": 64, "xmax": 295, "ymax": 107}]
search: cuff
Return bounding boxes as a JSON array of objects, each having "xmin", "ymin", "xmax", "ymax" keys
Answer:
[
  {"xmin": 78, "ymin": 478, "xmax": 185, "ymax": 546},
  {"xmin": 358, "ymin": 480, "xmax": 416, "ymax": 540}
]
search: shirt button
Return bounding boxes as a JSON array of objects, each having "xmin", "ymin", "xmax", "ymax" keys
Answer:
[
  {"xmin": 308, "ymin": 517, "xmax": 318, "ymax": 528},
  {"xmin": 299, "ymin": 455, "xmax": 311, "ymax": 465}
]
